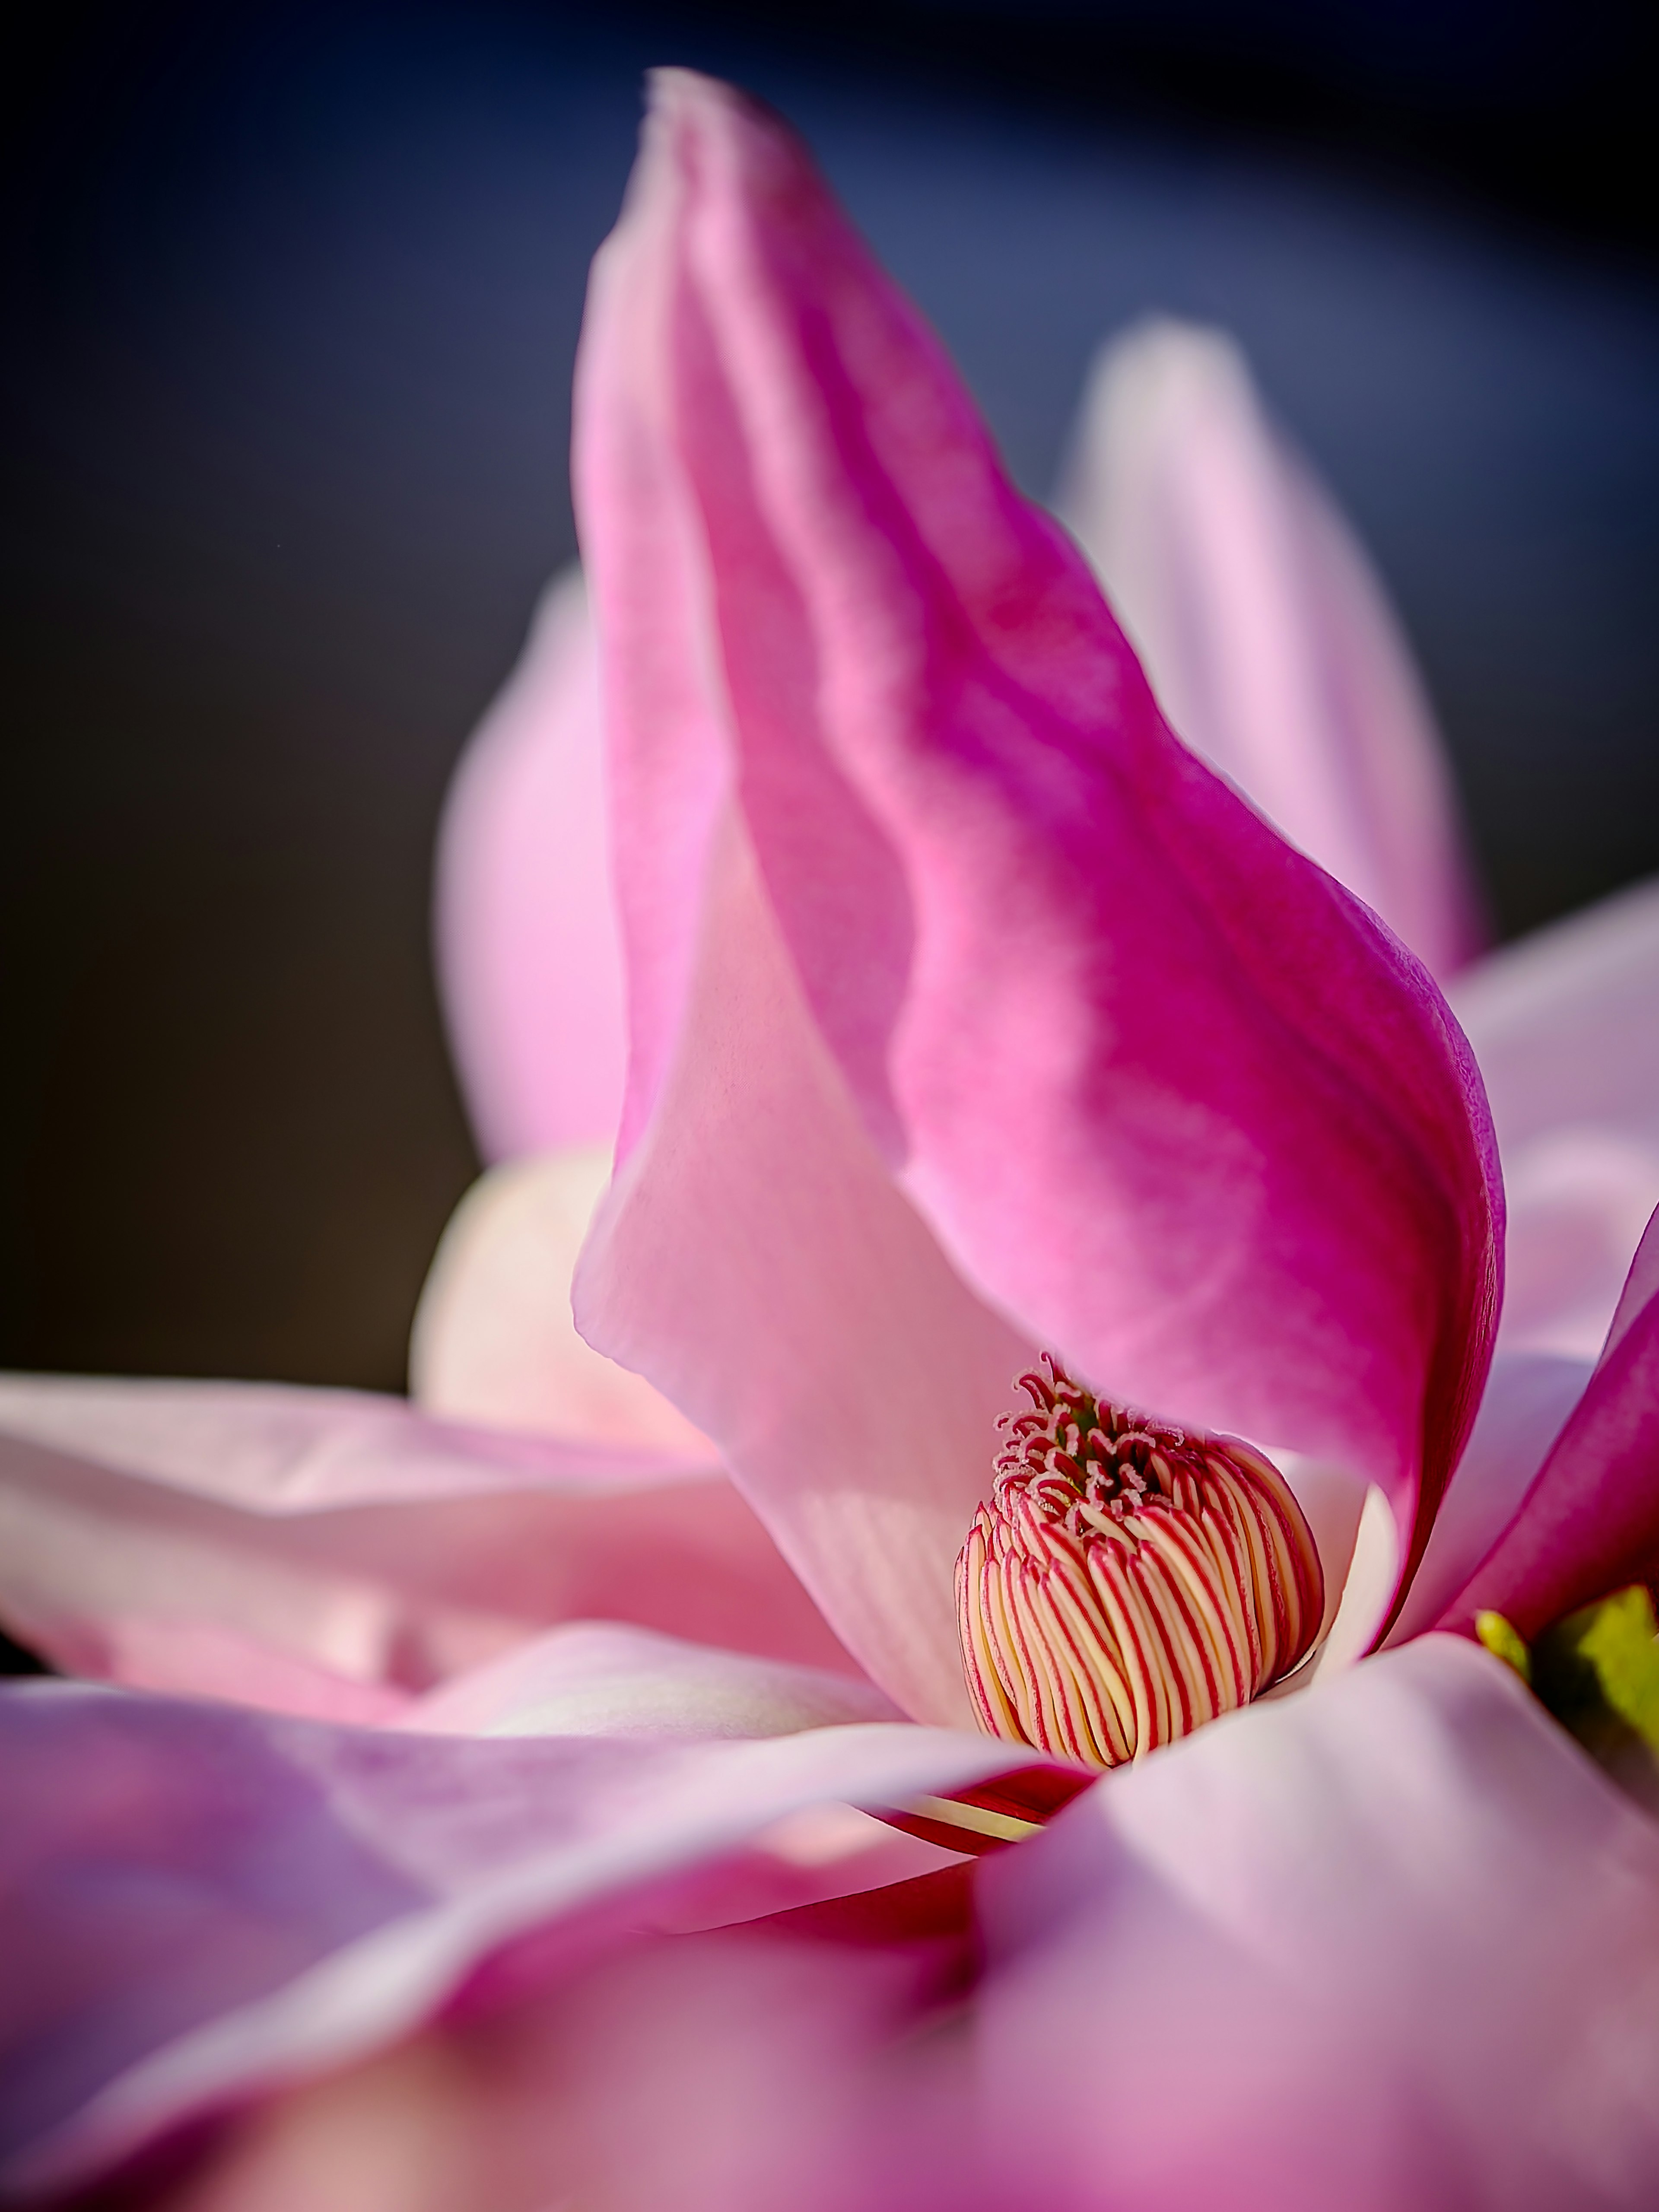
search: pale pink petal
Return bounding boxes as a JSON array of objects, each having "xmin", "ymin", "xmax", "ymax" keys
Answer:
[
  {"xmin": 434, "ymin": 567, "xmax": 628, "ymax": 1160},
  {"xmin": 402, "ymin": 1620, "xmax": 903, "ymax": 1738},
  {"xmin": 572, "ymin": 72, "xmax": 1501, "ymax": 1701},
  {"xmin": 1437, "ymin": 1205, "xmax": 1659, "ymax": 1637},
  {"xmin": 0, "ymin": 1681, "xmax": 1062, "ymax": 2198},
  {"xmin": 573, "ymin": 817, "xmax": 1035, "ymax": 1730},
  {"xmin": 0, "ymin": 1371, "xmax": 713, "ymax": 1511},
  {"xmin": 129, "ymin": 1637, "xmax": 1659, "ymax": 2212},
  {"xmin": 0, "ymin": 1375, "xmax": 853, "ymax": 1709},
  {"xmin": 403, "ymin": 1624, "xmax": 957, "ymax": 1958},
  {"xmin": 969, "ymin": 1633, "xmax": 1659, "ymax": 2210},
  {"xmin": 1057, "ymin": 318, "xmax": 1484, "ymax": 977},
  {"xmin": 1451, "ymin": 873, "xmax": 1659, "ymax": 1152},
  {"xmin": 1450, "ymin": 874, "xmax": 1659, "ymax": 1360},
  {"xmin": 409, "ymin": 1147, "xmax": 713, "ymax": 1454},
  {"xmin": 1386, "ymin": 1349, "xmax": 1589, "ymax": 1643},
  {"xmin": 110, "ymin": 1907, "xmax": 971, "ymax": 2212}
]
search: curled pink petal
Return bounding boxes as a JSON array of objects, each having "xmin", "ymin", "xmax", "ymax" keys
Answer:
[
  {"xmin": 0, "ymin": 1375, "xmax": 854, "ymax": 1707},
  {"xmin": 1058, "ymin": 318, "xmax": 1484, "ymax": 978},
  {"xmin": 1437, "ymin": 1205, "xmax": 1659, "ymax": 1638},
  {"xmin": 0, "ymin": 1681, "xmax": 1063, "ymax": 2198},
  {"xmin": 572, "ymin": 71, "xmax": 1500, "ymax": 1693},
  {"xmin": 574, "ymin": 818, "xmax": 1035, "ymax": 1728},
  {"xmin": 434, "ymin": 568, "xmax": 628, "ymax": 1160}
]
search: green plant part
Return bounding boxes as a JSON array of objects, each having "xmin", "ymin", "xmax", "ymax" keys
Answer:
[
  {"xmin": 1475, "ymin": 1611, "xmax": 1531, "ymax": 1683},
  {"xmin": 1484, "ymin": 1587, "xmax": 1659, "ymax": 1814}
]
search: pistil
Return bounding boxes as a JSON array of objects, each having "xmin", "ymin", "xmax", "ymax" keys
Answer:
[{"xmin": 956, "ymin": 1356, "xmax": 1323, "ymax": 1768}]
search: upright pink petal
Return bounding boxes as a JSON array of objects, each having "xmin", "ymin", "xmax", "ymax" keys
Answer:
[
  {"xmin": 1449, "ymin": 873, "xmax": 1659, "ymax": 1360},
  {"xmin": 1058, "ymin": 318, "xmax": 1484, "ymax": 977},
  {"xmin": 1437, "ymin": 1205, "xmax": 1659, "ymax": 1638},
  {"xmin": 573, "ymin": 817, "xmax": 1036, "ymax": 1729},
  {"xmin": 0, "ymin": 1375, "xmax": 852, "ymax": 1712},
  {"xmin": 572, "ymin": 71, "xmax": 1501, "ymax": 1707},
  {"xmin": 0, "ymin": 1681, "xmax": 1063, "ymax": 2198},
  {"xmin": 434, "ymin": 568, "xmax": 628, "ymax": 1160}
]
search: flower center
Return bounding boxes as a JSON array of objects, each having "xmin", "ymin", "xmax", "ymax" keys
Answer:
[{"xmin": 956, "ymin": 1355, "xmax": 1323, "ymax": 1769}]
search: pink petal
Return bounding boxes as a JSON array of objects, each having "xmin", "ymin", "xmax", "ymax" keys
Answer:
[
  {"xmin": 433, "ymin": 568, "xmax": 628, "ymax": 1160},
  {"xmin": 970, "ymin": 1634, "xmax": 1659, "ymax": 2209},
  {"xmin": 401, "ymin": 1620, "xmax": 904, "ymax": 1738},
  {"xmin": 1436, "ymin": 1204, "xmax": 1659, "ymax": 1637},
  {"xmin": 1386, "ymin": 1348, "xmax": 1589, "ymax": 1643},
  {"xmin": 0, "ymin": 1682, "xmax": 1062, "ymax": 2197},
  {"xmin": 1396, "ymin": 883, "xmax": 1659, "ymax": 1639},
  {"xmin": 572, "ymin": 816, "xmax": 1036, "ymax": 1729},
  {"xmin": 1450, "ymin": 874, "xmax": 1659, "ymax": 1360},
  {"xmin": 85, "ymin": 1891, "xmax": 980, "ymax": 2212},
  {"xmin": 0, "ymin": 1375, "xmax": 854, "ymax": 1709},
  {"xmin": 0, "ymin": 1372, "xmax": 711, "ymax": 1510},
  {"xmin": 409, "ymin": 1147, "xmax": 714, "ymax": 1454},
  {"xmin": 1057, "ymin": 318, "xmax": 1484, "ymax": 978},
  {"xmin": 572, "ymin": 71, "xmax": 1501, "ymax": 1700},
  {"xmin": 103, "ymin": 1637, "xmax": 1659, "ymax": 2212}
]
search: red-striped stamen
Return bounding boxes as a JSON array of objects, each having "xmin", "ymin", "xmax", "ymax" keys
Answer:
[{"xmin": 956, "ymin": 1356, "xmax": 1323, "ymax": 1769}]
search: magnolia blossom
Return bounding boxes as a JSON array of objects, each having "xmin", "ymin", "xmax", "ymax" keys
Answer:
[{"xmin": 5, "ymin": 69, "xmax": 1659, "ymax": 2212}]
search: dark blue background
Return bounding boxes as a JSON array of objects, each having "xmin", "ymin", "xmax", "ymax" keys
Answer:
[{"xmin": 4, "ymin": 0, "xmax": 1656, "ymax": 1403}]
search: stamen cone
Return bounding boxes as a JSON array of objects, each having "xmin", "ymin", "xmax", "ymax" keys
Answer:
[{"xmin": 956, "ymin": 1356, "xmax": 1323, "ymax": 1768}]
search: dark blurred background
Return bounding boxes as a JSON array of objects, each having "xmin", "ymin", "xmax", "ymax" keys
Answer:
[{"xmin": 4, "ymin": 0, "xmax": 1657, "ymax": 1395}]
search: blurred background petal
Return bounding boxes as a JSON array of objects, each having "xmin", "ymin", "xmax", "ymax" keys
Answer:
[
  {"xmin": 1057, "ymin": 316, "xmax": 1483, "ymax": 975},
  {"xmin": 432, "ymin": 569, "xmax": 629, "ymax": 1162},
  {"xmin": 1450, "ymin": 877, "xmax": 1659, "ymax": 1362},
  {"xmin": 408, "ymin": 1144, "xmax": 713, "ymax": 1451}
]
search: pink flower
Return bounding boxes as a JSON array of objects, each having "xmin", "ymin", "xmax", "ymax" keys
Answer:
[{"xmin": 4, "ymin": 68, "xmax": 1659, "ymax": 2211}]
